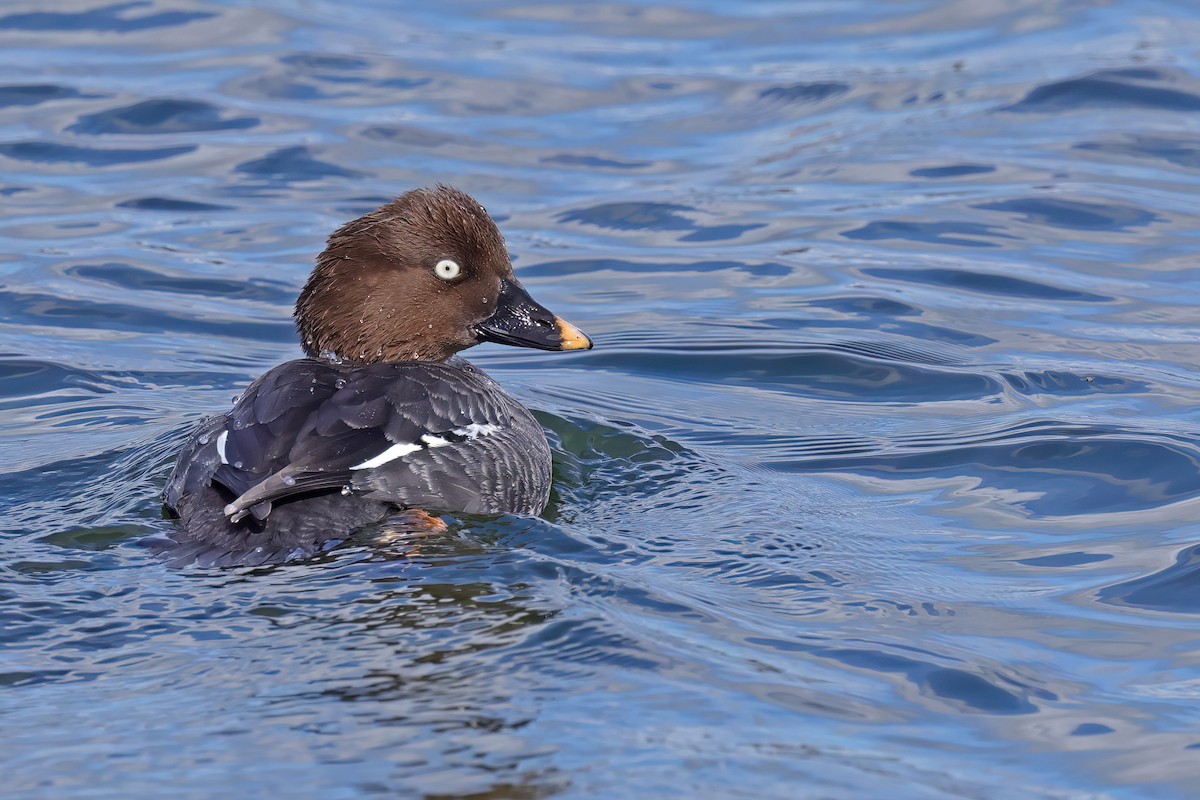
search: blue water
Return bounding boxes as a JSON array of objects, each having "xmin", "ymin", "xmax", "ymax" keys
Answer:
[{"xmin": 4, "ymin": 1, "xmax": 1200, "ymax": 797}]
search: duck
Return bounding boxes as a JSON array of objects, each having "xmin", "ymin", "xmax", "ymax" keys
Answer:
[{"xmin": 161, "ymin": 185, "xmax": 592, "ymax": 565}]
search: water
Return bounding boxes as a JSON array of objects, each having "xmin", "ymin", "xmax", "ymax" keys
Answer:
[{"xmin": 3, "ymin": 1, "xmax": 1200, "ymax": 797}]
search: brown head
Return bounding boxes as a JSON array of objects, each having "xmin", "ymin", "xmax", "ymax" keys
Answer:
[{"xmin": 295, "ymin": 185, "xmax": 591, "ymax": 363}]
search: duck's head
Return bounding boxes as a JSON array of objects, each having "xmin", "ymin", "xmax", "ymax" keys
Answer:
[{"xmin": 295, "ymin": 185, "xmax": 592, "ymax": 363}]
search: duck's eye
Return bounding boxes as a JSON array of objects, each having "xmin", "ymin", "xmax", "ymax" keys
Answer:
[{"xmin": 434, "ymin": 259, "xmax": 462, "ymax": 281}]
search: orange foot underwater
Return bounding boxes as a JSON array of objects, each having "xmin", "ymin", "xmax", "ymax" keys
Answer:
[{"xmin": 373, "ymin": 508, "xmax": 450, "ymax": 555}]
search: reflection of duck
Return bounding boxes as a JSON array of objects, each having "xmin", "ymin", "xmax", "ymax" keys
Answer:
[{"xmin": 162, "ymin": 186, "xmax": 592, "ymax": 564}]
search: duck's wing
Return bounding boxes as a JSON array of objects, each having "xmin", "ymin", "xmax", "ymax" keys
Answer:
[{"xmin": 166, "ymin": 359, "xmax": 540, "ymax": 523}]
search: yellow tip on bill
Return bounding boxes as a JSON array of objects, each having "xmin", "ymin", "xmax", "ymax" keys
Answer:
[{"xmin": 555, "ymin": 317, "xmax": 593, "ymax": 350}]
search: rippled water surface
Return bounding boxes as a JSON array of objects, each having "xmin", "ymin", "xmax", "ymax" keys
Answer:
[{"xmin": 5, "ymin": 1, "xmax": 1200, "ymax": 797}]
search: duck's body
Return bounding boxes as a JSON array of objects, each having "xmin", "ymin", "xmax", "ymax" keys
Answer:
[
  {"xmin": 164, "ymin": 358, "xmax": 549, "ymax": 563},
  {"xmin": 161, "ymin": 186, "xmax": 590, "ymax": 565}
]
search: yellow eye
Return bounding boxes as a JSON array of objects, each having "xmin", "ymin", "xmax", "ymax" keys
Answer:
[{"xmin": 434, "ymin": 259, "xmax": 462, "ymax": 281}]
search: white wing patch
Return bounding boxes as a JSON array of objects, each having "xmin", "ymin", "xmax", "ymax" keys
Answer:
[
  {"xmin": 351, "ymin": 423, "xmax": 502, "ymax": 470},
  {"xmin": 216, "ymin": 430, "xmax": 229, "ymax": 465},
  {"xmin": 453, "ymin": 423, "xmax": 500, "ymax": 438},
  {"xmin": 351, "ymin": 441, "xmax": 423, "ymax": 470}
]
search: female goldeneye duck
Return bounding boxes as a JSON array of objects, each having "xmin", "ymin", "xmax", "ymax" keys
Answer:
[{"xmin": 161, "ymin": 185, "xmax": 592, "ymax": 565}]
